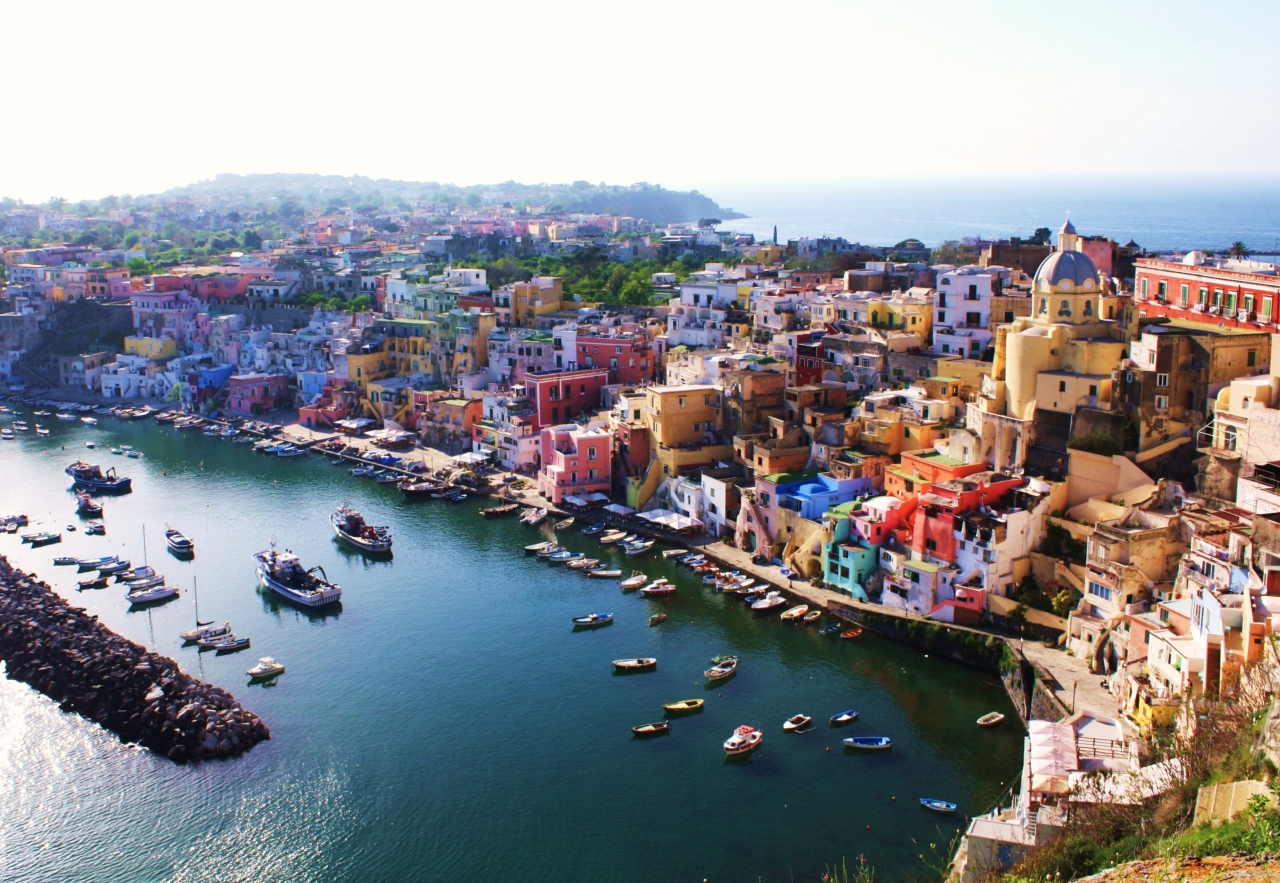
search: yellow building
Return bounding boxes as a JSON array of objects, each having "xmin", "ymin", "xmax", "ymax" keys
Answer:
[
  {"xmin": 378, "ymin": 317, "xmax": 437, "ymax": 376},
  {"xmin": 344, "ymin": 339, "xmax": 394, "ymax": 399},
  {"xmin": 511, "ymin": 277, "xmax": 563, "ymax": 327},
  {"xmin": 643, "ymin": 384, "xmax": 723, "ymax": 447},
  {"xmin": 123, "ymin": 336, "xmax": 177, "ymax": 360}
]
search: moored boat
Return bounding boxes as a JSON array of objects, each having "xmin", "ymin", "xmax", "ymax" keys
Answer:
[
  {"xmin": 723, "ymin": 725, "xmax": 761, "ymax": 755},
  {"xmin": 612, "ymin": 658, "xmax": 656, "ymax": 672},
  {"xmin": 919, "ymin": 798, "xmax": 957, "ymax": 814},
  {"xmin": 639, "ymin": 580, "xmax": 675, "ymax": 597},
  {"xmin": 164, "ymin": 527, "xmax": 195, "ymax": 556},
  {"xmin": 751, "ymin": 591, "xmax": 787, "ymax": 613},
  {"xmin": 182, "ymin": 621, "xmax": 231, "ymax": 642},
  {"xmin": 581, "ymin": 522, "xmax": 606, "ymax": 536},
  {"xmin": 783, "ymin": 714, "xmax": 812, "ymax": 732},
  {"xmin": 662, "ymin": 698, "xmax": 703, "ymax": 714},
  {"xmin": 649, "ymin": 612, "xmax": 667, "ymax": 626},
  {"xmin": 631, "ymin": 721, "xmax": 670, "ymax": 737},
  {"xmin": 619, "ymin": 571, "xmax": 648, "ymax": 589},
  {"xmin": 128, "ymin": 584, "xmax": 179, "ymax": 605},
  {"xmin": 587, "ymin": 567, "xmax": 622, "ymax": 578},
  {"xmin": 76, "ymin": 554, "xmax": 118, "ymax": 570},
  {"xmin": 64, "ymin": 460, "xmax": 132, "ymax": 493},
  {"xmin": 802, "ymin": 610, "xmax": 823, "ymax": 624},
  {"xmin": 622, "ymin": 538, "xmax": 654, "ymax": 557},
  {"xmin": 598, "ymin": 529, "xmax": 627, "ymax": 544},
  {"xmin": 524, "ymin": 541, "xmax": 554, "ymax": 554},
  {"xmin": 77, "ymin": 575, "xmax": 109, "ymax": 590},
  {"xmin": 548, "ymin": 550, "xmax": 585, "ymax": 564},
  {"xmin": 843, "ymin": 736, "xmax": 892, "ymax": 750},
  {"xmin": 480, "ymin": 503, "xmax": 519, "ymax": 518},
  {"xmin": 830, "ymin": 709, "xmax": 859, "ymax": 726},
  {"xmin": 330, "ymin": 504, "xmax": 393, "ymax": 554},
  {"xmin": 977, "ymin": 712, "xmax": 1006, "ymax": 727},
  {"xmin": 571, "ymin": 612, "xmax": 613, "ymax": 628},
  {"xmin": 566, "ymin": 557, "xmax": 599, "ymax": 570},
  {"xmin": 554, "ymin": 517, "xmax": 574, "ymax": 530},
  {"xmin": 840, "ymin": 626, "xmax": 864, "ymax": 640},
  {"xmin": 247, "ymin": 657, "xmax": 285, "ymax": 679},
  {"xmin": 705, "ymin": 658, "xmax": 738, "ymax": 681},
  {"xmin": 820, "ymin": 622, "xmax": 842, "ymax": 636},
  {"xmin": 254, "ymin": 543, "xmax": 342, "ymax": 607},
  {"xmin": 75, "ymin": 491, "xmax": 103, "ymax": 517},
  {"xmin": 779, "ymin": 604, "xmax": 809, "ymax": 622}
]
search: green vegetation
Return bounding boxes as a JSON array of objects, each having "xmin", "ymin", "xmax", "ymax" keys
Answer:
[
  {"xmin": 1042, "ymin": 522, "xmax": 1087, "ymax": 566},
  {"xmin": 467, "ymin": 249, "xmax": 708, "ymax": 305},
  {"xmin": 287, "ymin": 292, "xmax": 372, "ymax": 313},
  {"xmin": 1009, "ymin": 574, "xmax": 1078, "ymax": 618},
  {"xmin": 1067, "ymin": 429, "xmax": 1121, "ymax": 456}
]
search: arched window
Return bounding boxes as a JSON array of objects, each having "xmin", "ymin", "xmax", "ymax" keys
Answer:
[
  {"xmin": 1083, "ymin": 300, "xmax": 1094, "ymax": 317},
  {"xmin": 1038, "ymin": 297, "xmax": 1048, "ymax": 315},
  {"xmin": 1058, "ymin": 300, "xmax": 1072, "ymax": 317}
]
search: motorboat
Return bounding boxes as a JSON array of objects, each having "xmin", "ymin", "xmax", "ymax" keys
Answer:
[
  {"xmin": 840, "ymin": 626, "xmax": 864, "ymax": 640},
  {"xmin": 377, "ymin": 472, "xmax": 404, "ymax": 484},
  {"xmin": 598, "ymin": 529, "xmax": 628, "ymax": 544},
  {"xmin": 704, "ymin": 658, "xmax": 738, "ymax": 681},
  {"xmin": 820, "ymin": 623, "xmax": 842, "ymax": 636},
  {"xmin": 78, "ymin": 575, "xmax": 109, "ymax": 590},
  {"xmin": 212, "ymin": 635, "xmax": 251, "ymax": 653},
  {"xmin": 98, "ymin": 559, "xmax": 130, "ymax": 575},
  {"xmin": 587, "ymin": 567, "xmax": 622, "ymax": 578},
  {"xmin": 977, "ymin": 712, "xmax": 1006, "ymax": 727},
  {"xmin": 779, "ymin": 604, "xmax": 809, "ymax": 622},
  {"xmin": 648, "ymin": 612, "xmax": 666, "ymax": 626},
  {"xmin": 247, "ymin": 657, "xmax": 286, "ymax": 679},
  {"xmin": 631, "ymin": 721, "xmax": 670, "ymax": 737},
  {"xmin": 76, "ymin": 554, "xmax": 119, "ymax": 570},
  {"xmin": 919, "ymin": 798, "xmax": 957, "ymax": 814},
  {"xmin": 802, "ymin": 610, "xmax": 822, "ymax": 624},
  {"xmin": 566, "ymin": 557, "xmax": 600, "ymax": 570},
  {"xmin": 182, "ymin": 621, "xmax": 231, "ymax": 642},
  {"xmin": 165, "ymin": 527, "xmax": 195, "ymax": 556},
  {"xmin": 623, "ymin": 539, "xmax": 654, "ymax": 557},
  {"xmin": 254, "ymin": 543, "xmax": 342, "ymax": 607},
  {"xmin": 524, "ymin": 541, "xmax": 554, "ymax": 554},
  {"xmin": 128, "ymin": 584, "xmax": 179, "ymax": 604},
  {"xmin": 84, "ymin": 441, "xmax": 96, "ymax": 449},
  {"xmin": 554, "ymin": 517, "xmax": 574, "ymax": 530},
  {"xmin": 56, "ymin": 412, "xmax": 77, "ymax": 421},
  {"xmin": 330, "ymin": 505, "xmax": 393, "ymax": 554},
  {"xmin": 783, "ymin": 714, "xmax": 812, "ymax": 732},
  {"xmin": 480, "ymin": 503, "xmax": 520, "ymax": 518},
  {"xmin": 662, "ymin": 699, "xmax": 704, "ymax": 714},
  {"xmin": 723, "ymin": 725, "xmax": 762, "ymax": 755},
  {"xmin": 571, "ymin": 612, "xmax": 613, "ymax": 628},
  {"xmin": 830, "ymin": 709, "xmax": 859, "ymax": 726},
  {"xmin": 81, "ymin": 416, "xmax": 98, "ymax": 425},
  {"xmin": 85, "ymin": 521, "xmax": 106, "ymax": 535},
  {"xmin": 751, "ymin": 592, "xmax": 787, "ymax": 613},
  {"xmin": 843, "ymin": 736, "xmax": 892, "ymax": 750},
  {"xmin": 639, "ymin": 580, "xmax": 675, "ymax": 597},
  {"xmin": 75, "ymin": 492, "xmax": 103, "ymax": 517},
  {"xmin": 53, "ymin": 556, "xmax": 77, "ymax": 566},
  {"xmin": 619, "ymin": 571, "xmax": 648, "ymax": 589},
  {"xmin": 521, "ymin": 508, "xmax": 548, "ymax": 527},
  {"xmin": 537, "ymin": 544, "xmax": 565, "ymax": 558},
  {"xmin": 126, "ymin": 572, "xmax": 167, "ymax": 591},
  {"xmin": 118, "ymin": 565, "xmax": 157, "ymax": 582},
  {"xmin": 581, "ymin": 523, "xmax": 606, "ymax": 536},
  {"xmin": 548, "ymin": 550, "xmax": 585, "ymax": 564},
  {"xmin": 65, "ymin": 460, "xmax": 132, "ymax": 493},
  {"xmin": 612, "ymin": 658, "xmax": 656, "ymax": 672},
  {"xmin": 276, "ymin": 445, "xmax": 307, "ymax": 458},
  {"xmin": 349, "ymin": 465, "xmax": 375, "ymax": 477}
]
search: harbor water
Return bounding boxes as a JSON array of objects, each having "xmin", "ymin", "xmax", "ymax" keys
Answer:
[{"xmin": 0, "ymin": 417, "xmax": 1022, "ymax": 882}]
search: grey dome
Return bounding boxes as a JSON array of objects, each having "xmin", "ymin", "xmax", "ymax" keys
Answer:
[
  {"xmin": 1060, "ymin": 218, "xmax": 1077, "ymax": 236},
  {"xmin": 1034, "ymin": 250, "xmax": 1099, "ymax": 293}
]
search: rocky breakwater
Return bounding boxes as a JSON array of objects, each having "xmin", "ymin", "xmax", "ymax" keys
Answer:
[{"xmin": 0, "ymin": 557, "xmax": 269, "ymax": 763}]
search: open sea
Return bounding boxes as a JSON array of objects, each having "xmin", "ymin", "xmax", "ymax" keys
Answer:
[
  {"xmin": 0, "ymin": 416, "xmax": 1023, "ymax": 882},
  {"xmin": 711, "ymin": 176, "xmax": 1280, "ymax": 253}
]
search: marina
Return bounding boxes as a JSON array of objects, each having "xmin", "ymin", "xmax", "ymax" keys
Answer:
[{"xmin": 0, "ymin": 412, "xmax": 1021, "ymax": 883}]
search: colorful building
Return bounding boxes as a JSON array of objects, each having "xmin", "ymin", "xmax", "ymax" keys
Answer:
[{"xmin": 537, "ymin": 424, "xmax": 613, "ymax": 504}]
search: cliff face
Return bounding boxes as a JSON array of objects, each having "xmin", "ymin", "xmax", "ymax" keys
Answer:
[{"xmin": 1073, "ymin": 855, "xmax": 1279, "ymax": 882}]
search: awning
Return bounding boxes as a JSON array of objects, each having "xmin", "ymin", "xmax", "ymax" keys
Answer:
[
  {"xmin": 452, "ymin": 451, "xmax": 491, "ymax": 465},
  {"xmin": 637, "ymin": 509, "xmax": 703, "ymax": 531},
  {"xmin": 563, "ymin": 494, "xmax": 589, "ymax": 507},
  {"xmin": 603, "ymin": 503, "xmax": 634, "ymax": 516},
  {"xmin": 585, "ymin": 492, "xmax": 609, "ymax": 502}
]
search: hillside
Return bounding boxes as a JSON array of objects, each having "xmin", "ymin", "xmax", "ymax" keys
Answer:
[
  {"xmin": 160, "ymin": 174, "xmax": 744, "ymax": 225},
  {"xmin": 1072, "ymin": 855, "xmax": 1279, "ymax": 882}
]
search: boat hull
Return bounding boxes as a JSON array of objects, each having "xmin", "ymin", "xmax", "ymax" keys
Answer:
[
  {"xmin": 331, "ymin": 521, "xmax": 393, "ymax": 554},
  {"xmin": 255, "ymin": 558, "xmax": 342, "ymax": 608}
]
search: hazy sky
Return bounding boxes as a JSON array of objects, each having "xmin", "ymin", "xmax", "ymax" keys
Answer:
[{"xmin": 4, "ymin": 0, "xmax": 1278, "ymax": 202}]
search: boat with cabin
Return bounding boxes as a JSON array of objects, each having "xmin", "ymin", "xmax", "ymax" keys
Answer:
[
  {"xmin": 254, "ymin": 543, "xmax": 343, "ymax": 608},
  {"xmin": 723, "ymin": 725, "xmax": 761, "ymax": 755},
  {"xmin": 247, "ymin": 657, "xmax": 285, "ymax": 679},
  {"xmin": 330, "ymin": 504, "xmax": 393, "ymax": 554},
  {"xmin": 75, "ymin": 492, "xmax": 103, "ymax": 517},
  {"xmin": 619, "ymin": 571, "xmax": 648, "ymax": 589},
  {"xmin": 65, "ymin": 460, "xmax": 132, "ymax": 493}
]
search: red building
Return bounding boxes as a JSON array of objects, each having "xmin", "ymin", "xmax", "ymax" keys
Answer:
[
  {"xmin": 794, "ymin": 332, "xmax": 825, "ymax": 386},
  {"xmin": 154, "ymin": 273, "xmax": 250, "ymax": 301},
  {"xmin": 574, "ymin": 332, "xmax": 653, "ymax": 385},
  {"xmin": 1134, "ymin": 255, "xmax": 1280, "ymax": 331},
  {"xmin": 227, "ymin": 372, "xmax": 290, "ymax": 416},
  {"xmin": 907, "ymin": 471, "xmax": 1023, "ymax": 564},
  {"xmin": 523, "ymin": 367, "xmax": 609, "ymax": 427}
]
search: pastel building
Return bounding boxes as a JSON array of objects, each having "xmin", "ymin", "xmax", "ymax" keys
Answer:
[{"xmin": 537, "ymin": 424, "xmax": 613, "ymax": 504}]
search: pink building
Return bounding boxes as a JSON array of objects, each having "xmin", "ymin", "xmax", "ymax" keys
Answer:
[
  {"xmin": 536, "ymin": 424, "xmax": 613, "ymax": 504},
  {"xmin": 226, "ymin": 372, "xmax": 289, "ymax": 416}
]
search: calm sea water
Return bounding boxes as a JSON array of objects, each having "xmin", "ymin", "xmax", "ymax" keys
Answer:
[
  {"xmin": 0, "ymin": 418, "xmax": 1021, "ymax": 883},
  {"xmin": 712, "ymin": 177, "xmax": 1280, "ymax": 253}
]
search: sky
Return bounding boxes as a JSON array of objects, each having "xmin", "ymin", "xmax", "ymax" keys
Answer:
[{"xmin": 3, "ymin": 0, "xmax": 1279, "ymax": 203}]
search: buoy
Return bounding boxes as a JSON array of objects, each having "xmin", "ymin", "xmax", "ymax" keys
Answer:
[
  {"xmin": 891, "ymin": 796, "xmax": 896, "ymax": 801},
  {"xmin": 826, "ymin": 746, "xmax": 831, "ymax": 752},
  {"xmin": 866, "ymin": 825, "xmax": 871, "ymax": 830}
]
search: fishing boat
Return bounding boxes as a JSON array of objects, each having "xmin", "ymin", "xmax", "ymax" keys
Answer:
[
  {"xmin": 840, "ymin": 626, "xmax": 864, "ymax": 640},
  {"xmin": 598, "ymin": 529, "xmax": 628, "ymax": 544},
  {"xmin": 75, "ymin": 491, "xmax": 103, "ymax": 516},
  {"xmin": 98, "ymin": 559, "xmax": 130, "ymax": 575},
  {"xmin": 623, "ymin": 539, "xmax": 654, "ymax": 557},
  {"xmin": 212, "ymin": 635, "xmax": 251, "ymax": 653},
  {"xmin": 164, "ymin": 527, "xmax": 195, "ymax": 556},
  {"xmin": 619, "ymin": 571, "xmax": 648, "ymax": 589},
  {"xmin": 639, "ymin": 580, "xmax": 676, "ymax": 597},
  {"xmin": 548, "ymin": 550, "xmax": 585, "ymax": 564},
  {"xmin": 376, "ymin": 472, "xmax": 403, "ymax": 484},
  {"xmin": 779, "ymin": 604, "xmax": 809, "ymax": 622},
  {"xmin": 631, "ymin": 721, "xmax": 670, "ymax": 737},
  {"xmin": 330, "ymin": 504, "xmax": 393, "ymax": 554},
  {"xmin": 53, "ymin": 556, "xmax": 77, "ymax": 566},
  {"xmin": 84, "ymin": 521, "xmax": 105, "ymax": 535},
  {"xmin": 537, "ymin": 544, "xmax": 565, "ymax": 558},
  {"xmin": 662, "ymin": 698, "xmax": 703, "ymax": 714},
  {"xmin": 247, "ymin": 657, "xmax": 286, "ymax": 679},
  {"xmin": 830, "ymin": 709, "xmax": 859, "ymax": 726},
  {"xmin": 524, "ymin": 541, "xmax": 554, "ymax": 556},
  {"xmin": 783, "ymin": 714, "xmax": 812, "ymax": 732},
  {"xmin": 277, "ymin": 445, "xmax": 307, "ymax": 458},
  {"xmin": 554, "ymin": 517, "xmax": 575, "ymax": 530},
  {"xmin": 480, "ymin": 503, "xmax": 519, "ymax": 518},
  {"xmin": 566, "ymin": 557, "xmax": 600, "ymax": 570},
  {"xmin": 571, "ymin": 612, "xmax": 613, "ymax": 628},
  {"xmin": 648, "ymin": 612, "xmax": 667, "ymax": 626},
  {"xmin": 65, "ymin": 460, "xmax": 132, "ymax": 493},
  {"xmin": 128, "ymin": 584, "xmax": 179, "ymax": 605},
  {"xmin": 702, "ymin": 572, "xmax": 724, "ymax": 585},
  {"xmin": 76, "ymin": 554, "xmax": 118, "ymax": 570},
  {"xmin": 820, "ymin": 622, "xmax": 842, "ymax": 636},
  {"xmin": 521, "ymin": 508, "xmax": 548, "ymax": 527},
  {"xmin": 723, "ymin": 725, "xmax": 762, "ymax": 755},
  {"xmin": 183, "ymin": 621, "xmax": 231, "ymax": 642},
  {"xmin": 919, "ymin": 798, "xmax": 958, "ymax": 814},
  {"xmin": 399, "ymin": 480, "xmax": 442, "ymax": 498},
  {"xmin": 253, "ymin": 543, "xmax": 343, "ymax": 607},
  {"xmin": 977, "ymin": 712, "xmax": 1006, "ymax": 727},
  {"xmin": 581, "ymin": 523, "xmax": 606, "ymax": 536},
  {"xmin": 704, "ymin": 658, "xmax": 738, "ymax": 681},
  {"xmin": 843, "ymin": 736, "xmax": 892, "ymax": 750},
  {"xmin": 751, "ymin": 592, "xmax": 787, "ymax": 613},
  {"xmin": 678, "ymin": 554, "xmax": 705, "ymax": 567},
  {"xmin": 802, "ymin": 610, "xmax": 822, "ymax": 624},
  {"xmin": 349, "ymin": 465, "xmax": 375, "ymax": 477},
  {"xmin": 587, "ymin": 567, "xmax": 621, "ymax": 578},
  {"xmin": 662, "ymin": 548, "xmax": 687, "ymax": 559},
  {"xmin": 612, "ymin": 658, "xmax": 657, "ymax": 672},
  {"xmin": 77, "ymin": 575, "xmax": 109, "ymax": 590}
]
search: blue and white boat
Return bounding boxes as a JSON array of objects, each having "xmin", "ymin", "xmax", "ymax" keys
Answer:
[
  {"xmin": 843, "ymin": 736, "xmax": 891, "ymax": 750},
  {"xmin": 829, "ymin": 709, "xmax": 859, "ymax": 726},
  {"xmin": 581, "ymin": 523, "xmax": 607, "ymax": 536},
  {"xmin": 919, "ymin": 798, "xmax": 957, "ymax": 814},
  {"xmin": 571, "ymin": 612, "xmax": 613, "ymax": 628},
  {"xmin": 65, "ymin": 460, "xmax": 132, "ymax": 493},
  {"xmin": 548, "ymin": 550, "xmax": 585, "ymax": 564},
  {"xmin": 254, "ymin": 543, "xmax": 342, "ymax": 608},
  {"xmin": 76, "ymin": 554, "xmax": 119, "ymax": 571}
]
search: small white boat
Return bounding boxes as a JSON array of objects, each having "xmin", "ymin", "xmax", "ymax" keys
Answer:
[
  {"xmin": 182, "ymin": 621, "xmax": 231, "ymax": 642},
  {"xmin": 247, "ymin": 657, "xmax": 286, "ymax": 679},
  {"xmin": 599, "ymin": 530, "xmax": 628, "ymax": 544},
  {"xmin": 751, "ymin": 592, "xmax": 787, "ymax": 612},
  {"xmin": 619, "ymin": 571, "xmax": 648, "ymax": 589},
  {"xmin": 977, "ymin": 712, "xmax": 1006, "ymax": 727},
  {"xmin": 783, "ymin": 714, "xmax": 812, "ymax": 732},
  {"xmin": 724, "ymin": 725, "xmax": 762, "ymax": 755},
  {"xmin": 780, "ymin": 605, "xmax": 809, "ymax": 622},
  {"xmin": 588, "ymin": 567, "xmax": 622, "ymax": 578},
  {"xmin": 128, "ymin": 584, "xmax": 179, "ymax": 604},
  {"xmin": 623, "ymin": 539, "xmax": 654, "ymax": 557},
  {"xmin": 81, "ymin": 417, "xmax": 98, "ymax": 425}
]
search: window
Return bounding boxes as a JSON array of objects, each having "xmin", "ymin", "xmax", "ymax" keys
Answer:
[
  {"xmin": 1264, "ymin": 297, "xmax": 1273, "ymax": 319},
  {"xmin": 678, "ymin": 397, "xmax": 686, "ymax": 407},
  {"xmin": 1156, "ymin": 373, "xmax": 1169, "ymax": 388},
  {"xmin": 1228, "ymin": 292, "xmax": 1238, "ymax": 312},
  {"xmin": 1089, "ymin": 385, "xmax": 1098, "ymax": 396},
  {"xmin": 967, "ymin": 284, "xmax": 979, "ymax": 299},
  {"xmin": 587, "ymin": 447, "xmax": 597, "ymax": 461},
  {"xmin": 1126, "ymin": 372, "xmax": 1134, "ymax": 383},
  {"xmin": 925, "ymin": 538, "xmax": 936, "ymax": 551},
  {"xmin": 1199, "ymin": 287, "xmax": 1209, "ymax": 305},
  {"xmin": 1005, "ymin": 310, "xmax": 1015, "ymax": 322},
  {"xmin": 1140, "ymin": 278, "xmax": 1148, "ymax": 296},
  {"xmin": 1059, "ymin": 381, "xmax": 1067, "ymax": 392},
  {"xmin": 1158, "ymin": 281, "xmax": 1167, "ymax": 300},
  {"xmin": 1245, "ymin": 294, "xmax": 1255, "ymax": 312},
  {"xmin": 1180, "ymin": 284, "xmax": 1189, "ymax": 306},
  {"xmin": 938, "ymin": 311, "xmax": 946, "ymax": 323},
  {"xmin": 966, "ymin": 312, "xmax": 981, "ymax": 327},
  {"xmin": 1155, "ymin": 395, "xmax": 1169, "ymax": 410},
  {"xmin": 907, "ymin": 569, "xmax": 921, "ymax": 583},
  {"xmin": 1088, "ymin": 581, "xmax": 1114, "ymax": 602},
  {"xmin": 1248, "ymin": 350, "xmax": 1257, "ymax": 367}
]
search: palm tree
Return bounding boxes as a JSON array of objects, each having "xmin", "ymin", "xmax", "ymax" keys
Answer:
[{"xmin": 1229, "ymin": 241, "xmax": 1251, "ymax": 259}]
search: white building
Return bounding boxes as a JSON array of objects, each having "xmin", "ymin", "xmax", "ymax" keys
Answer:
[{"xmin": 933, "ymin": 266, "xmax": 1009, "ymax": 358}]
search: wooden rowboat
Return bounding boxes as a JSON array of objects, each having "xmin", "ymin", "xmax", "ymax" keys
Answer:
[
  {"xmin": 919, "ymin": 798, "xmax": 957, "ymax": 813},
  {"xmin": 802, "ymin": 610, "xmax": 822, "ymax": 624},
  {"xmin": 613, "ymin": 658, "xmax": 656, "ymax": 672},
  {"xmin": 977, "ymin": 712, "xmax": 1006, "ymax": 727},
  {"xmin": 780, "ymin": 605, "xmax": 808, "ymax": 622},
  {"xmin": 662, "ymin": 698, "xmax": 704, "ymax": 713},
  {"xmin": 648, "ymin": 612, "xmax": 667, "ymax": 626},
  {"xmin": 631, "ymin": 721, "xmax": 670, "ymax": 737},
  {"xmin": 840, "ymin": 626, "xmax": 864, "ymax": 640}
]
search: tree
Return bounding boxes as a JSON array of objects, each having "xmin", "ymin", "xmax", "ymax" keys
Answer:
[
  {"xmin": 1031, "ymin": 227, "xmax": 1052, "ymax": 245},
  {"xmin": 698, "ymin": 218, "xmax": 722, "ymax": 228},
  {"xmin": 242, "ymin": 229, "xmax": 263, "ymax": 250},
  {"xmin": 1007, "ymin": 603, "xmax": 1028, "ymax": 634},
  {"xmin": 620, "ymin": 278, "xmax": 652, "ymax": 305},
  {"xmin": 126, "ymin": 257, "xmax": 155, "ymax": 277},
  {"xmin": 1051, "ymin": 589, "xmax": 1078, "ymax": 618},
  {"xmin": 1229, "ymin": 241, "xmax": 1251, "ymax": 259}
]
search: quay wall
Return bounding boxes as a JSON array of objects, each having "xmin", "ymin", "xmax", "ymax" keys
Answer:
[{"xmin": 0, "ymin": 556, "xmax": 269, "ymax": 764}]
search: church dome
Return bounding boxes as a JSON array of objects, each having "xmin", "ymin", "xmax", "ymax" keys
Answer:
[{"xmin": 1034, "ymin": 250, "xmax": 1099, "ymax": 293}]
